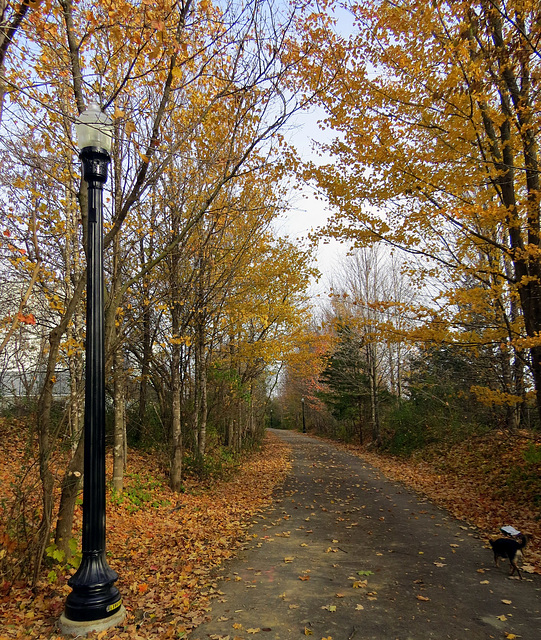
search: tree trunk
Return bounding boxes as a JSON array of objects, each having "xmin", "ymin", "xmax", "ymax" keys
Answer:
[
  {"xmin": 366, "ymin": 344, "xmax": 381, "ymax": 446},
  {"xmin": 226, "ymin": 417, "xmax": 234, "ymax": 448},
  {"xmin": 54, "ymin": 433, "xmax": 84, "ymax": 557},
  {"xmin": 194, "ymin": 320, "xmax": 207, "ymax": 457},
  {"xmin": 199, "ymin": 364, "xmax": 208, "ymax": 456},
  {"xmin": 34, "ymin": 275, "xmax": 85, "ymax": 585},
  {"xmin": 358, "ymin": 397, "xmax": 364, "ymax": 446},
  {"xmin": 34, "ymin": 327, "xmax": 66, "ymax": 585},
  {"xmin": 112, "ymin": 349, "xmax": 126, "ymax": 492},
  {"xmin": 137, "ymin": 237, "xmax": 153, "ymax": 444},
  {"xmin": 170, "ymin": 342, "xmax": 183, "ymax": 491},
  {"xmin": 169, "ymin": 235, "xmax": 183, "ymax": 491}
]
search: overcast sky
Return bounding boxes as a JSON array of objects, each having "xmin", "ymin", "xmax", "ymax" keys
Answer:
[{"xmin": 277, "ymin": 102, "xmax": 350, "ymax": 300}]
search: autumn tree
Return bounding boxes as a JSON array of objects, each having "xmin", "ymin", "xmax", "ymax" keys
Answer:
[
  {"xmin": 0, "ymin": 0, "xmax": 37, "ymax": 122},
  {"xmin": 277, "ymin": 310, "xmax": 338, "ymax": 437},
  {"xmin": 302, "ymin": 0, "xmax": 541, "ymax": 426},
  {"xmin": 0, "ymin": 0, "xmax": 323, "ymax": 580},
  {"xmin": 208, "ymin": 225, "xmax": 316, "ymax": 450}
]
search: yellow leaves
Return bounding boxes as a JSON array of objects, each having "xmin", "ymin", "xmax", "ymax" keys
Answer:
[
  {"xmin": 352, "ymin": 580, "xmax": 367, "ymax": 589},
  {"xmin": 125, "ymin": 121, "xmax": 137, "ymax": 136},
  {"xmin": 510, "ymin": 335, "xmax": 541, "ymax": 350},
  {"xmin": 48, "ymin": 294, "xmax": 64, "ymax": 313},
  {"xmin": 60, "ymin": 337, "xmax": 82, "ymax": 357},
  {"xmin": 147, "ymin": 43, "xmax": 164, "ymax": 61},
  {"xmin": 168, "ymin": 335, "xmax": 191, "ymax": 346},
  {"xmin": 151, "ymin": 20, "xmax": 165, "ymax": 32}
]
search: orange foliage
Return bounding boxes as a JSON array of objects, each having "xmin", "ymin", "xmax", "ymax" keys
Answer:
[{"xmin": 0, "ymin": 431, "xmax": 290, "ymax": 638}]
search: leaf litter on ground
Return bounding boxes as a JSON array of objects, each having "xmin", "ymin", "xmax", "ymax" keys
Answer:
[
  {"xmin": 325, "ymin": 431, "xmax": 541, "ymax": 574},
  {"xmin": 0, "ymin": 432, "xmax": 290, "ymax": 639}
]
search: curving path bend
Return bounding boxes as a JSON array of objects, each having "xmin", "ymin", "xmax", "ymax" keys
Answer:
[{"xmin": 191, "ymin": 429, "xmax": 541, "ymax": 640}]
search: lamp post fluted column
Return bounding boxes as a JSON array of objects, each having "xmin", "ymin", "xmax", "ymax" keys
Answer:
[{"xmin": 60, "ymin": 103, "xmax": 125, "ymax": 634}]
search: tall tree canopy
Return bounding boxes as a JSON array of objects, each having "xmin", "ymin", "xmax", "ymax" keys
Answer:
[
  {"xmin": 0, "ymin": 0, "xmax": 321, "ymax": 581},
  {"xmin": 303, "ymin": 0, "xmax": 541, "ymax": 422}
]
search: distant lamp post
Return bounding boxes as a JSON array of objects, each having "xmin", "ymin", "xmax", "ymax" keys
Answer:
[
  {"xmin": 60, "ymin": 102, "xmax": 125, "ymax": 633},
  {"xmin": 301, "ymin": 397, "xmax": 306, "ymax": 434}
]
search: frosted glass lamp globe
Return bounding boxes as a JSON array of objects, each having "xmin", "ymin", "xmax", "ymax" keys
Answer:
[{"xmin": 76, "ymin": 102, "xmax": 113, "ymax": 152}]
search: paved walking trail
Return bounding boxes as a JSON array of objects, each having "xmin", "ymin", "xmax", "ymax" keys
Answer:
[{"xmin": 191, "ymin": 430, "xmax": 541, "ymax": 640}]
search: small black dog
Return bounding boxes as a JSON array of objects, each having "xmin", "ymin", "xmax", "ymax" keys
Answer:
[{"xmin": 490, "ymin": 534, "xmax": 529, "ymax": 579}]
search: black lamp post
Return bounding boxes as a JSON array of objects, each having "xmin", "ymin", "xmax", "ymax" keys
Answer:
[
  {"xmin": 301, "ymin": 397, "xmax": 306, "ymax": 433},
  {"xmin": 60, "ymin": 102, "xmax": 125, "ymax": 633}
]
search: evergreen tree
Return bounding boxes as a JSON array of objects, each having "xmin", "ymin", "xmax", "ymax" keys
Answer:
[{"xmin": 318, "ymin": 323, "xmax": 370, "ymax": 443}]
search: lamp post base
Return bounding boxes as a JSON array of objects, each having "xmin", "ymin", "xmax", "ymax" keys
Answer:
[
  {"xmin": 59, "ymin": 605, "xmax": 126, "ymax": 636},
  {"xmin": 63, "ymin": 550, "xmax": 121, "ymax": 622}
]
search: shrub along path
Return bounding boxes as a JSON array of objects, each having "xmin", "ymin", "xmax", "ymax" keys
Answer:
[{"xmin": 191, "ymin": 429, "xmax": 541, "ymax": 640}]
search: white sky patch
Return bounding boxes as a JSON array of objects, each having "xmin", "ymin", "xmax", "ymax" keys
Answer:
[{"xmin": 279, "ymin": 102, "xmax": 350, "ymax": 298}]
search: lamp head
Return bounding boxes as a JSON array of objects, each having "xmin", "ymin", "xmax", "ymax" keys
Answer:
[{"xmin": 76, "ymin": 102, "xmax": 113, "ymax": 153}]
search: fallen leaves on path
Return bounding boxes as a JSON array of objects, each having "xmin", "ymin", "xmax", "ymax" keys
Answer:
[
  {"xmin": 332, "ymin": 432, "xmax": 541, "ymax": 573},
  {"xmin": 0, "ymin": 433, "xmax": 290, "ymax": 639}
]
